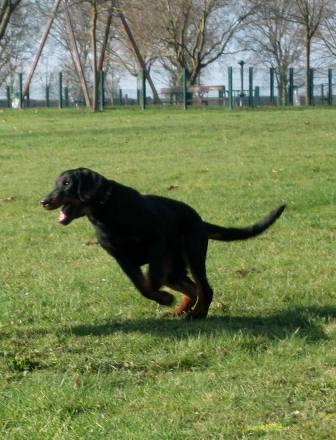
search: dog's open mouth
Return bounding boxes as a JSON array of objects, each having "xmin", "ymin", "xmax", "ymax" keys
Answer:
[
  {"xmin": 58, "ymin": 203, "xmax": 86, "ymax": 225},
  {"xmin": 59, "ymin": 204, "xmax": 75, "ymax": 225}
]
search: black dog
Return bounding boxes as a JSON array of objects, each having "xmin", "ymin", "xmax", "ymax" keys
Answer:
[{"xmin": 41, "ymin": 168, "xmax": 285, "ymax": 319}]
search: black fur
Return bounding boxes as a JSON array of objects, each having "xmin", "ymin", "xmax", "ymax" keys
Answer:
[{"xmin": 41, "ymin": 168, "xmax": 285, "ymax": 319}]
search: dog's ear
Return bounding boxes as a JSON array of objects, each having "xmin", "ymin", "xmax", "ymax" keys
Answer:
[{"xmin": 77, "ymin": 169, "xmax": 104, "ymax": 202}]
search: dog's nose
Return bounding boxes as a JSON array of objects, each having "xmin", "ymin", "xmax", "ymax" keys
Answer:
[{"xmin": 40, "ymin": 199, "xmax": 49, "ymax": 207}]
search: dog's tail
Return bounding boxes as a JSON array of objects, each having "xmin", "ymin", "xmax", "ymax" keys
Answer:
[{"xmin": 205, "ymin": 204, "xmax": 286, "ymax": 242}]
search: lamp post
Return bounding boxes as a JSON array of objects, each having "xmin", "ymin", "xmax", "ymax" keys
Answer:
[{"xmin": 238, "ymin": 60, "xmax": 245, "ymax": 107}]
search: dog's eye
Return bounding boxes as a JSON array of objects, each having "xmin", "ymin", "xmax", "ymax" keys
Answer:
[{"xmin": 64, "ymin": 180, "xmax": 70, "ymax": 186}]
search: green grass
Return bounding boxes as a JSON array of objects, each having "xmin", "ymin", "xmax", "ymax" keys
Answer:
[{"xmin": 0, "ymin": 106, "xmax": 335, "ymax": 439}]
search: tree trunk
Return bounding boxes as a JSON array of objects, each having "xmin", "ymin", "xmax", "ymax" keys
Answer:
[
  {"xmin": 188, "ymin": 66, "xmax": 201, "ymax": 86},
  {"xmin": 91, "ymin": 0, "xmax": 98, "ymax": 111},
  {"xmin": 305, "ymin": 30, "xmax": 311, "ymax": 105},
  {"xmin": 280, "ymin": 66, "xmax": 288, "ymax": 105},
  {"xmin": 98, "ymin": 0, "xmax": 115, "ymax": 71}
]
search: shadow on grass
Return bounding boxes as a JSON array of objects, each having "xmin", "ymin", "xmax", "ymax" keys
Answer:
[{"xmin": 67, "ymin": 305, "xmax": 336, "ymax": 343}]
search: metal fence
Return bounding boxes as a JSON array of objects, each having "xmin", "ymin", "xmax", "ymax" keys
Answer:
[{"xmin": 0, "ymin": 66, "xmax": 335, "ymax": 110}]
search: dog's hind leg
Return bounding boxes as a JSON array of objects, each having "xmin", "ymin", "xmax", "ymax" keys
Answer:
[
  {"xmin": 188, "ymin": 274, "xmax": 213, "ymax": 319},
  {"xmin": 184, "ymin": 230, "xmax": 213, "ymax": 319},
  {"xmin": 167, "ymin": 277, "xmax": 198, "ymax": 316}
]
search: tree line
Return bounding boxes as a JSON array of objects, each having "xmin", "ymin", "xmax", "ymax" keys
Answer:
[{"xmin": 1, "ymin": 0, "xmax": 335, "ymax": 108}]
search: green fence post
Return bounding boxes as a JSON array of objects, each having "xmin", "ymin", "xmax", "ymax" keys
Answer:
[
  {"xmin": 248, "ymin": 67, "xmax": 254, "ymax": 107},
  {"xmin": 254, "ymin": 86, "xmax": 260, "ymax": 106},
  {"xmin": 58, "ymin": 72, "xmax": 63, "ymax": 109},
  {"xmin": 99, "ymin": 70, "xmax": 105, "ymax": 111},
  {"xmin": 6, "ymin": 86, "xmax": 11, "ymax": 108},
  {"xmin": 328, "ymin": 69, "xmax": 333, "ymax": 105},
  {"xmin": 46, "ymin": 85, "xmax": 50, "ymax": 108},
  {"xmin": 118, "ymin": 89, "xmax": 123, "ymax": 105},
  {"xmin": 270, "ymin": 67, "xmax": 275, "ymax": 105},
  {"xmin": 228, "ymin": 67, "xmax": 233, "ymax": 110},
  {"xmin": 309, "ymin": 68, "xmax": 314, "ymax": 105},
  {"xmin": 140, "ymin": 68, "xmax": 146, "ymax": 110},
  {"xmin": 18, "ymin": 73, "xmax": 23, "ymax": 109},
  {"xmin": 288, "ymin": 68, "xmax": 294, "ymax": 105},
  {"xmin": 218, "ymin": 88, "xmax": 224, "ymax": 106},
  {"xmin": 64, "ymin": 87, "xmax": 69, "ymax": 107}
]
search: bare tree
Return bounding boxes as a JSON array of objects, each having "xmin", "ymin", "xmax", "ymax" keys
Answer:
[
  {"xmin": 122, "ymin": 0, "xmax": 255, "ymax": 86},
  {"xmin": 243, "ymin": 0, "xmax": 303, "ymax": 104},
  {"xmin": 0, "ymin": 0, "xmax": 22, "ymax": 40},
  {"xmin": 290, "ymin": 0, "xmax": 328, "ymax": 104},
  {"xmin": 319, "ymin": 4, "xmax": 336, "ymax": 59},
  {"xmin": 0, "ymin": 0, "xmax": 36, "ymax": 87},
  {"xmin": 112, "ymin": 2, "xmax": 154, "ymax": 78},
  {"xmin": 49, "ymin": 0, "xmax": 115, "ymax": 109}
]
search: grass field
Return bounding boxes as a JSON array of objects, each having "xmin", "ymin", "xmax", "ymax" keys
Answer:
[{"xmin": 0, "ymin": 106, "xmax": 335, "ymax": 439}]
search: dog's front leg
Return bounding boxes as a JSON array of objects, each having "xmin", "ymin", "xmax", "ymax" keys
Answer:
[
  {"xmin": 116, "ymin": 257, "xmax": 174, "ymax": 306},
  {"xmin": 146, "ymin": 236, "xmax": 169, "ymax": 290}
]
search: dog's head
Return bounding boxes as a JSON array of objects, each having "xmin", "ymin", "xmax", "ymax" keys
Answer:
[{"xmin": 41, "ymin": 168, "xmax": 107, "ymax": 225}]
